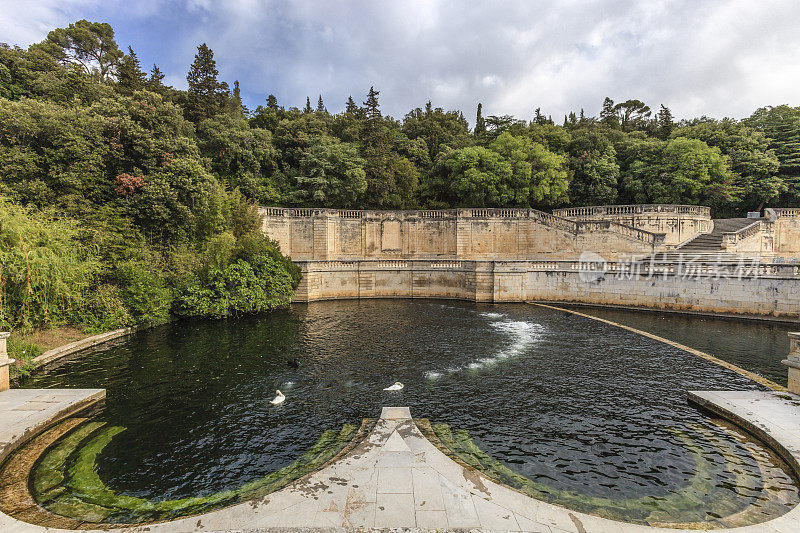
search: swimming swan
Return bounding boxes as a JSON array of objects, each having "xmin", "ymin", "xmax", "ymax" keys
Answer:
[
  {"xmin": 383, "ymin": 382, "xmax": 404, "ymax": 391},
  {"xmin": 270, "ymin": 390, "xmax": 286, "ymax": 404}
]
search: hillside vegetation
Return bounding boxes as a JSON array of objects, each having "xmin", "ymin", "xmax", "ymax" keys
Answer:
[{"xmin": 1, "ymin": 20, "xmax": 799, "ymax": 359}]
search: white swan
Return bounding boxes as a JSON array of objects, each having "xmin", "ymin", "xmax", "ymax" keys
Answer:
[
  {"xmin": 383, "ymin": 382, "xmax": 404, "ymax": 391},
  {"xmin": 270, "ymin": 390, "xmax": 286, "ymax": 404}
]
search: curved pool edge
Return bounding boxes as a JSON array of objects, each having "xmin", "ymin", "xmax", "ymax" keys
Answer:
[{"xmin": 1, "ymin": 403, "xmax": 799, "ymax": 532}]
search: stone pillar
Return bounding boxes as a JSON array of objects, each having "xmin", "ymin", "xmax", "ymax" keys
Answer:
[
  {"xmin": 0, "ymin": 332, "xmax": 14, "ymax": 392},
  {"xmin": 783, "ymin": 332, "xmax": 800, "ymax": 395}
]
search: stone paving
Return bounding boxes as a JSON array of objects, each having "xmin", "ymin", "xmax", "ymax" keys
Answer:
[
  {"xmin": 0, "ymin": 392, "xmax": 799, "ymax": 532},
  {"xmin": 0, "ymin": 388, "xmax": 105, "ymax": 466}
]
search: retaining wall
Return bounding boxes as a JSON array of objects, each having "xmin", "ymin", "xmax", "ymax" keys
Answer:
[{"xmin": 295, "ymin": 259, "xmax": 800, "ymax": 319}]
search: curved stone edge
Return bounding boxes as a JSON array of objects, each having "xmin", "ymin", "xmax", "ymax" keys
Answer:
[
  {"xmin": 686, "ymin": 391, "xmax": 800, "ymax": 533},
  {"xmin": 532, "ymin": 302, "xmax": 788, "ymax": 392},
  {"xmin": 4, "ymin": 404, "xmax": 799, "ymax": 532},
  {"xmin": 0, "ymin": 389, "xmax": 105, "ymax": 467}
]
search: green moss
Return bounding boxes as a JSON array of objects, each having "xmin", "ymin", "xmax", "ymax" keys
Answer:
[{"xmin": 33, "ymin": 421, "xmax": 359, "ymax": 524}]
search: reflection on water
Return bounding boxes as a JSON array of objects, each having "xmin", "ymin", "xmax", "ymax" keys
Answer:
[{"xmin": 22, "ymin": 300, "xmax": 799, "ymax": 524}]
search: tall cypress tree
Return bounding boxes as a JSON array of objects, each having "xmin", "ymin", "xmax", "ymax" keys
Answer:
[
  {"xmin": 304, "ymin": 96, "xmax": 313, "ymax": 113},
  {"xmin": 656, "ymin": 104, "xmax": 675, "ymax": 139},
  {"xmin": 186, "ymin": 43, "xmax": 226, "ymax": 122},
  {"xmin": 475, "ymin": 102, "xmax": 486, "ymax": 136},
  {"xmin": 231, "ymin": 80, "xmax": 248, "ymax": 116},
  {"xmin": 316, "ymin": 95, "xmax": 326, "ymax": 113}
]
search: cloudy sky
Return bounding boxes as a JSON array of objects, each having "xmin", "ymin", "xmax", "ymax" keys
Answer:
[{"xmin": 1, "ymin": 0, "xmax": 799, "ymax": 123}]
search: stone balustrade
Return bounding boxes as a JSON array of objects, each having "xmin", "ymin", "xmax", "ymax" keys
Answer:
[
  {"xmin": 554, "ymin": 204, "xmax": 712, "ymax": 218},
  {"xmin": 260, "ymin": 206, "xmax": 666, "ymax": 261},
  {"xmin": 784, "ymin": 332, "xmax": 800, "ymax": 394},
  {"xmin": 0, "ymin": 332, "xmax": 13, "ymax": 392}
]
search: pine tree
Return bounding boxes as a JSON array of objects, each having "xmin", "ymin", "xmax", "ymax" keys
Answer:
[
  {"xmin": 345, "ymin": 95, "xmax": 358, "ymax": 114},
  {"xmin": 304, "ymin": 96, "xmax": 312, "ymax": 113},
  {"xmin": 266, "ymin": 94, "xmax": 279, "ymax": 110},
  {"xmin": 475, "ymin": 103, "xmax": 486, "ymax": 135},
  {"xmin": 316, "ymin": 95, "xmax": 326, "ymax": 113},
  {"xmin": 363, "ymin": 86, "xmax": 381, "ymax": 125},
  {"xmin": 534, "ymin": 107, "xmax": 547, "ymax": 125},
  {"xmin": 186, "ymin": 43, "xmax": 226, "ymax": 121},
  {"xmin": 116, "ymin": 46, "xmax": 146, "ymax": 94},
  {"xmin": 656, "ymin": 104, "xmax": 675, "ymax": 139},
  {"xmin": 148, "ymin": 64, "xmax": 165, "ymax": 92},
  {"xmin": 600, "ymin": 97, "xmax": 618, "ymax": 128}
]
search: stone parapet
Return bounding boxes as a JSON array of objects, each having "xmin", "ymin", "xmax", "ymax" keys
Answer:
[
  {"xmin": 783, "ymin": 332, "xmax": 800, "ymax": 394},
  {"xmin": 294, "ymin": 259, "xmax": 800, "ymax": 319},
  {"xmin": 261, "ymin": 206, "xmax": 666, "ymax": 261},
  {"xmin": 0, "ymin": 332, "xmax": 13, "ymax": 392}
]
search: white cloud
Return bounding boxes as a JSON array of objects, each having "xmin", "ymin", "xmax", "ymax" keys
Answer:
[{"xmin": 2, "ymin": 0, "xmax": 800, "ymax": 121}]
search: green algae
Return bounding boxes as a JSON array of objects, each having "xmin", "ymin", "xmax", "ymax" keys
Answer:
[
  {"xmin": 31, "ymin": 421, "xmax": 359, "ymax": 524},
  {"xmin": 425, "ymin": 421, "xmax": 765, "ymax": 526}
]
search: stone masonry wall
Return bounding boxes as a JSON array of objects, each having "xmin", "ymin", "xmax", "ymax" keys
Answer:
[
  {"xmin": 260, "ymin": 207, "xmax": 665, "ymax": 261},
  {"xmin": 295, "ymin": 260, "xmax": 800, "ymax": 320}
]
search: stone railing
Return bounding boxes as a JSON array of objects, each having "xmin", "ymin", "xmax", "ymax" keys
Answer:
[
  {"xmin": 773, "ymin": 207, "xmax": 800, "ymax": 219},
  {"xmin": 0, "ymin": 332, "xmax": 13, "ymax": 392},
  {"xmin": 783, "ymin": 332, "xmax": 800, "ymax": 394},
  {"xmin": 722, "ymin": 220, "xmax": 763, "ymax": 247},
  {"xmin": 554, "ymin": 204, "xmax": 712, "ymax": 219},
  {"xmin": 260, "ymin": 206, "xmax": 665, "ymax": 247}
]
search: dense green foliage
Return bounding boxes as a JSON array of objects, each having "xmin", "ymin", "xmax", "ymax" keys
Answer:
[{"xmin": 1, "ymin": 19, "xmax": 799, "ymax": 335}]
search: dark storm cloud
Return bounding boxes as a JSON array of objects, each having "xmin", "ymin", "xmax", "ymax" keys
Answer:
[{"xmin": 2, "ymin": 0, "xmax": 800, "ymax": 121}]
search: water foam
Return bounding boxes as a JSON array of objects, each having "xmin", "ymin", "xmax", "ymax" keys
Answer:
[{"xmin": 425, "ymin": 320, "xmax": 543, "ymax": 379}]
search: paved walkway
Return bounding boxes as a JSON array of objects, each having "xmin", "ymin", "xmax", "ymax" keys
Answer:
[
  {"xmin": 0, "ymin": 388, "xmax": 105, "ymax": 466},
  {"xmin": 0, "ymin": 392, "xmax": 799, "ymax": 532}
]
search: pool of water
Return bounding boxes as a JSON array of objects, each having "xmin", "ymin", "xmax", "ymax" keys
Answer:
[
  {"xmin": 572, "ymin": 305, "xmax": 797, "ymax": 386},
  {"xmin": 19, "ymin": 300, "xmax": 800, "ymax": 525}
]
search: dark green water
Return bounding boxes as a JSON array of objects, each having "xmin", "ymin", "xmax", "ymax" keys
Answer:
[
  {"xmin": 22, "ymin": 300, "xmax": 799, "ymax": 524},
  {"xmin": 572, "ymin": 305, "xmax": 797, "ymax": 386}
]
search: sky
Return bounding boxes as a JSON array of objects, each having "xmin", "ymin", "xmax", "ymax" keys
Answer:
[{"xmin": 1, "ymin": 0, "xmax": 799, "ymax": 123}]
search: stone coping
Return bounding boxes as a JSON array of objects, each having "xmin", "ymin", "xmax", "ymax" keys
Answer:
[
  {"xmin": 2, "ymin": 401, "xmax": 799, "ymax": 532},
  {"xmin": 0, "ymin": 388, "xmax": 105, "ymax": 467},
  {"xmin": 30, "ymin": 326, "xmax": 144, "ymax": 369}
]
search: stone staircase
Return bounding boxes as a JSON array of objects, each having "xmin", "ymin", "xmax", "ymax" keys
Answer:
[{"xmin": 677, "ymin": 218, "xmax": 757, "ymax": 252}]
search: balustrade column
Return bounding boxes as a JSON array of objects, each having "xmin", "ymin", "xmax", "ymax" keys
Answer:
[
  {"xmin": 0, "ymin": 332, "xmax": 13, "ymax": 392},
  {"xmin": 784, "ymin": 332, "xmax": 800, "ymax": 395}
]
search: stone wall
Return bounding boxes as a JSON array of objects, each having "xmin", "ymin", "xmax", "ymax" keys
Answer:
[
  {"xmin": 553, "ymin": 204, "xmax": 713, "ymax": 246},
  {"xmin": 294, "ymin": 259, "xmax": 800, "ymax": 319},
  {"xmin": 260, "ymin": 207, "xmax": 666, "ymax": 260},
  {"xmin": 774, "ymin": 208, "xmax": 800, "ymax": 255}
]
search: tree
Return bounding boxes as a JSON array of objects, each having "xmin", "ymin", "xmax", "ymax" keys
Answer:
[
  {"xmin": 116, "ymin": 46, "xmax": 145, "ymax": 94},
  {"xmin": 475, "ymin": 102, "xmax": 486, "ymax": 136},
  {"xmin": 266, "ymin": 94, "xmax": 279, "ymax": 110},
  {"xmin": 613, "ymin": 99, "xmax": 651, "ymax": 132},
  {"xmin": 186, "ymin": 43, "xmax": 227, "ymax": 122},
  {"xmin": 673, "ymin": 119, "xmax": 782, "ymax": 211},
  {"xmin": 148, "ymin": 64, "xmax": 165, "ymax": 92},
  {"xmin": 363, "ymin": 86, "xmax": 381, "ymax": 125},
  {"xmin": 304, "ymin": 96, "xmax": 312, "ymax": 113},
  {"xmin": 428, "ymin": 146, "xmax": 514, "ymax": 207},
  {"xmin": 345, "ymin": 95, "xmax": 358, "ymax": 114},
  {"xmin": 402, "ymin": 103, "xmax": 470, "ymax": 160},
  {"xmin": 656, "ymin": 105, "xmax": 675, "ymax": 139},
  {"xmin": 488, "ymin": 132, "xmax": 569, "ymax": 206},
  {"xmin": 567, "ymin": 132, "xmax": 619, "ymax": 205},
  {"xmin": 291, "ymin": 136, "xmax": 367, "ymax": 207},
  {"xmin": 600, "ymin": 97, "xmax": 617, "ymax": 128},
  {"xmin": 44, "ymin": 20, "xmax": 123, "ymax": 81},
  {"xmin": 745, "ymin": 105, "xmax": 800, "ymax": 205}
]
